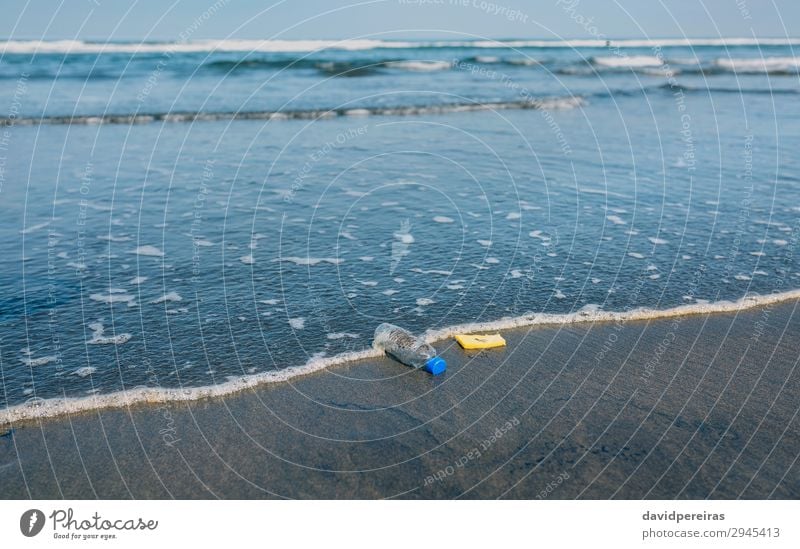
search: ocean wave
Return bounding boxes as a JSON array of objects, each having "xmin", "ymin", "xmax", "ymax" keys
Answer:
[
  {"xmin": 586, "ymin": 83, "xmax": 799, "ymax": 101},
  {"xmin": 2, "ymin": 289, "xmax": 799, "ymax": 424},
  {"xmin": 592, "ymin": 55, "xmax": 664, "ymax": 68},
  {"xmin": 662, "ymin": 58, "xmax": 800, "ymax": 76},
  {"xmin": 0, "ymin": 39, "xmax": 419, "ymax": 54},
  {"xmin": 714, "ymin": 56, "xmax": 800, "ymax": 73},
  {"xmin": 658, "ymin": 83, "xmax": 799, "ymax": 95},
  {"xmin": 204, "ymin": 57, "xmax": 452, "ymax": 75},
  {"xmin": 384, "ymin": 60, "xmax": 452, "ymax": 71},
  {"xmin": 0, "ymin": 96, "xmax": 585, "ymax": 127},
  {"xmin": 556, "ymin": 56, "xmax": 800, "ymax": 76},
  {"xmin": 476, "ymin": 38, "xmax": 800, "ymax": 49},
  {"xmin": 7, "ymin": 51, "xmax": 799, "ymax": 82},
  {"xmin": 3, "ymin": 38, "xmax": 800, "ymax": 55},
  {"xmin": 200, "ymin": 55, "xmax": 531, "ymax": 77},
  {"xmin": 0, "ymin": 70, "xmax": 122, "ymax": 81},
  {"xmin": 202, "ymin": 57, "xmax": 318, "ymax": 71},
  {"xmin": 203, "ymin": 58, "xmax": 384, "ymax": 77},
  {"xmin": 314, "ymin": 61, "xmax": 383, "ymax": 77},
  {"xmin": 506, "ymin": 58, "xmax": 541, "ymax": 66}
]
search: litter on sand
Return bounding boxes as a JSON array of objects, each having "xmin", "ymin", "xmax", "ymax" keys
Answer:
[
  {"xmin": 454, "ymin": 333, "xmax": 506, "ymax": 349},
  {"xmin": 374, "ymin": 323, "xmax": 447, "ymax": 375}
]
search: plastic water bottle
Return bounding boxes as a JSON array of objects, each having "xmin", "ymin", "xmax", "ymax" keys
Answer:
[{"xmin": 373, "ymin": 323, "xmax": 447, "ymax": 375}]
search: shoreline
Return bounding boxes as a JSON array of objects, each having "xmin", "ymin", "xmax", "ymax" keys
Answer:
[
  {"xmin": 3, "ymin": 288, "xmax": 800, "ymax": 426},
  {"xmin": 1, "ymin": 296, "xmax": 797, "ymax": 498}
]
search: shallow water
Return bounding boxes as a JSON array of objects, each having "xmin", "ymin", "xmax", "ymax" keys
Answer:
[{"xmin": 1, "ymin": 38, "xmax": 799, "ymax": 410}]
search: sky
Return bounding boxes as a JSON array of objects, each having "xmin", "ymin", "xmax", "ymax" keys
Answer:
[{"xmin": 1, "ymin": 0, "xmax": 798, "ymax": 41}]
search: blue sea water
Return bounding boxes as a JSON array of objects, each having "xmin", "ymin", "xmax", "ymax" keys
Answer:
[{"xmin": 1, "ymin": 38, "xmax": 799, "ymax": 409}]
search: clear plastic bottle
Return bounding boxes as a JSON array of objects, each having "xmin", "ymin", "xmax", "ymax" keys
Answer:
[{"xmin": 373, "ymin": 323, "xmax": 447, "ymax": 375}]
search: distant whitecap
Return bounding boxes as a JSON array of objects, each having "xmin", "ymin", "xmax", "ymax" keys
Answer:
[{"xmin": 131, "ymin": 245, "xmax": 164, "ymax": 257}]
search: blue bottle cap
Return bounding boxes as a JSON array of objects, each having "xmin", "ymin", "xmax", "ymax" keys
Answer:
[{"xmin": 424, "ymin": 356, "xmax": 447, "ymax": 376}]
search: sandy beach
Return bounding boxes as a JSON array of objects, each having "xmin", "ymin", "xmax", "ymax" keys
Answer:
[{"xmin": 1, "ymin": 300, "xmax": 798, "ymax": 499}]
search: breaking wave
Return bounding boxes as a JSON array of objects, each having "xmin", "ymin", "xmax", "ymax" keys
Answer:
[
  {"xmin": 659, "ymin": 83, "xmax": 800, "ymax": 95},
  {"xmin": 3, "ymin": 38, "xmax": 800, "ymax": 54},
  {"xmin": 591, "ymin": 55, "xmax": 664, "ymax": 68},
  {"xmin": 714, "ymin": 56, "xmax": 800, "ymax": 73},
  {"xmin": 0, "ymin": 96, "xmax": 585, "ymax": 127}
]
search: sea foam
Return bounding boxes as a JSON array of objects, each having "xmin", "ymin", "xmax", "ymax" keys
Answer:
[
  {"xmin": 1, "ymin": 97, "xmax": 585, "ymax": 127},
  {"xmin": 3, "ymin": 289, "xmax": 800, "ymax": 424},
  {"xmin": 3, "ymin": 38, "xmax": 798, "ymax": 55}
]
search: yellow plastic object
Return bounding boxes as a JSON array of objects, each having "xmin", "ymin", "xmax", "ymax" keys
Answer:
[{"xmin": 455, "ymin": 333, "xmax": 506, "ymax": 349}]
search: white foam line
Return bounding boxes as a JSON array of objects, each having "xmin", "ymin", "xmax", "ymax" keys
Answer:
[
  {"xmin": 19, "ymin": 220, "xmax": 51, "ymax": 234},
  {"xmin": 422, "ymin": 289, "xmax": 800, "ymax": 343},
  {"xmin": 3, "ymin": 38, "xmax": 800, "ymax": 54},
  {"xmin": 2, "ymin": 96, "xmax": 586, "ymax": 127},
  {"xmin": 0, "ymin": 348, "xmax": 383, "ymax": 425},
  {"xmin": 3, "ymin": 289, "xmax": 800, "ymax": 425}
]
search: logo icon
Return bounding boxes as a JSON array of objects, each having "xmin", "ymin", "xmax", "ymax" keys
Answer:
[{"xmin": 20, "ymin": 509, "xmax": 45, "ymax": 537}]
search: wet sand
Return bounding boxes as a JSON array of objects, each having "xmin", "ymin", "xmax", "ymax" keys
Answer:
[{"xmin": 1, "ymin": 300, "xmax": 799, "ymax": 499}]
